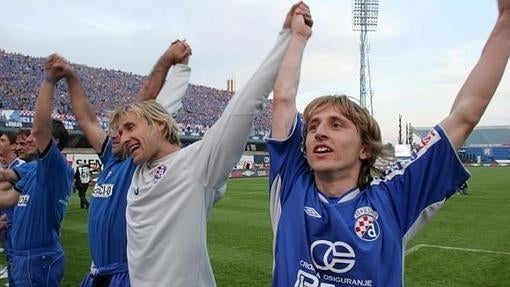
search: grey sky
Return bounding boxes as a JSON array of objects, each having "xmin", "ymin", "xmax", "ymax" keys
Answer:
[{"xmin": 2, "ymin": 0, "xmax": 509, "ymax": 143}]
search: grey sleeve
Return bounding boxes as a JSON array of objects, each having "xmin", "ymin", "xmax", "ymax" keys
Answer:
[
  {"xmin": 156, "ymin": 64, "xmax": 191, "ymax": 114},
  {"xmin": 192, "ymin": 30, "xmax": 292, "ymax": 189}
]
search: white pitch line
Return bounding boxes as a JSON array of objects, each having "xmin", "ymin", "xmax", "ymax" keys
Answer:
[{"xmin": 405, "ymin": 244, "xmax": 510, "ymax": 256}]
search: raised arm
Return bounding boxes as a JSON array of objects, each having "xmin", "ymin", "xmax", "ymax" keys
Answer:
[
  {"xmin": 441, "ymin": 0, "xmax": 510, "ymax": 150},
  {"xmin": 137, "ymin": 40, "xmax": 192, "ymax": 113},
  {"xmin": 66, "ymin": 63, "xmax": 107, "ymax": 153},
  {"xmin": 155, "ymin": 63, "xmax": 191, "ymax": 114},
  {"xmin": 32, "ymin": 54, "xmax": 65, "ymax": 153},
  {"xmin": 69, "ymin": 41, "xmax": 192, "ymax": 153},
  {"xmin": 272, "ymin": 3, "xmax": 312, "ymax": 139},
  {"xmin": 193, "ymin": 2, "xmax": 309, "ymax": 189}
]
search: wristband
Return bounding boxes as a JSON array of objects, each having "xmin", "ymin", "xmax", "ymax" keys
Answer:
[{"xmin": 45, "ymin": 76, "xmax": 59, "ymax": 85}]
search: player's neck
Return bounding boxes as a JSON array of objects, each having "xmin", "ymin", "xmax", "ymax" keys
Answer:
[
  {"xmin": 155, "ymin": 142, "xmax": 181, "ymax": 160},
  {"xmin": 314, "ymin": 170, "xmax": 359, "ymax": 198},
  {"xmin": 5, "ymin": 153, "xmax": 17, "ymax": 166},
  {"xmin": 22, "ymin": 153, "xmax": 37, "ymax": 162}
]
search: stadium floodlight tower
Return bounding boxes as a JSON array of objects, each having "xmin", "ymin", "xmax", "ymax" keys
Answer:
[{"xmin": 352, "ymin": 0, "xmax": 379, "ymax": 115}]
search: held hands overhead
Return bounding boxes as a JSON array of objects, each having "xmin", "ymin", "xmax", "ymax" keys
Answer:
[
  {"xmin": 162, "ymin": 40, "xmax": 192, "ymax": 67},
  {"xmin": 44, "ymin": 53, "xmax": 75, "ymax": 83},
  {"xmin": 283, "ymin": 1, "xmax": 313, "ymax": 41}
]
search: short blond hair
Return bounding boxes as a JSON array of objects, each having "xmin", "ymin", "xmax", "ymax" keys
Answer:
[{"xmin": 303, "ymin": 95, "xmax": 384, "ymax": 188}]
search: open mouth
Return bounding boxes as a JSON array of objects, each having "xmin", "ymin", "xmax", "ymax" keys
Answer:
[
  {"xmin": 314, "ymin": 145, "xmax": 332, "ymax": 154},
  {"xmin": 128, "ymin": 144, "xmax": 140, "ymax": 154}
]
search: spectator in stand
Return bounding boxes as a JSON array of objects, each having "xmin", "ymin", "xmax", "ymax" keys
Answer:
[{"xmin": 1, "ymin": 51, "xmax": 273, "ymax": 135}]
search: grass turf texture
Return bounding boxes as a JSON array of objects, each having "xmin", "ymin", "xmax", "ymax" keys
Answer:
[{"xmin": 0, "ymin": 167, "xmax": 507, "ymax": 286}]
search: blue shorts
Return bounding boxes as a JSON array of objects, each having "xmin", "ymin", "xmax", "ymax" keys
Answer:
[
  {"xmin": 80, "ymin": 262, "xmax": 130, "ymax": 287},
  {"xmin": 9, "ymin": 244, "xmax": 65, "ymax": 286}
]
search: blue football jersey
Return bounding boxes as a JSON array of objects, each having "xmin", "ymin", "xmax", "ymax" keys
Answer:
[
  {"xmin": 11, "ymin": 141, "xmax": 73, "ymax": 250},
  {"xmin": 88, "ymin": 138, "xmax": 136, "ymax": 268},
  {"xmin": 12, "ymin": 160, "xmax": 36, "ymax": 190},
  {"xmin": 1, "ymin": 158, "xmax": 28, "ymax": 249},
  {"xmin": 8, "ymin": 158, "xmax": 25, "ymax": 169},
  {"xmin": 267, "ymin": 117, "xmax": 469, "ymax": 287}
]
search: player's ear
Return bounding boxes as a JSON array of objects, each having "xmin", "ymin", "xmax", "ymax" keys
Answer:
[
  {"xmin": 359, "ymin": 145, "xmax": 371, "ymax": 160},
  {"xmin": 156, "ymin": 120, "xmax": 165, "ymax": 133}
]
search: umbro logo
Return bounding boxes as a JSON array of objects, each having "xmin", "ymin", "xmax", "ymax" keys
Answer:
[{"xmin": 304, "ymin": 206, "xmax": 321, "ymax": 218}]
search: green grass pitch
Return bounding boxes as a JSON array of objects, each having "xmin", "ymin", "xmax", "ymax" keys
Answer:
[{"xmin": 0, "ymin": 167, "xmax": 508, "ymax": 286}]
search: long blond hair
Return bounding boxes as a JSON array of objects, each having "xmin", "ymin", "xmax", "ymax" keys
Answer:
[{"xmin": 111, "ymin": 100, "xmax": 180, "ymax": 146}]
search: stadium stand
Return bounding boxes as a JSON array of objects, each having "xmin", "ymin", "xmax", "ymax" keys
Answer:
[
  {"xmin": 0, "ymin": 50, "xmax": 272, "ymax": 145},
  {"xmin": 3, "ymin": 50, "xmax": 508, "ymax": 160},
  {"xmin": 414, "ymin": 126, "xmax": 510, "ymax": 165}
]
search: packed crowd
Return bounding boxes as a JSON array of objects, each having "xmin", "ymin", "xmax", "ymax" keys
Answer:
[{"xmin": 0, "ymin": 49, "xmax": 271, "ymax": 137}]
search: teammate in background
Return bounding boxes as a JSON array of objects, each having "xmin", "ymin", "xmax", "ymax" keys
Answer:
[
  {"xmin": 112, "ymin": 3, "xmax": 310, "ymax": 286},
  {"xmin": 68, "ymin": 40, "xmax": 193, "ymax": 286},
  {"xmin": 74, "ymin": 163, "xmax": 91, "ymax": 209},
  {"xmin": 14, "ymin": 129, "xmax": 35, "ymax": 162},
  {"xmin": 267, "ymin": 1, "xmax": 510, "ymax": 286},
  {"xmin": 0, "ymin": 129, "xmax": 38, "ymax": 200},
  {"xmin": 0, "ymin": 132, "xmax": 25, "ymax": 170},
  {"xmin": 0, "ymin": 54, "xmax": 73, "ymax": 286},
  {"xmin": 0, "ymin": 131, "xmax": 26, "ymax": 200},
  {"xmin": 0, "ymin": 131, "xmax": 25, "ymax": 280}
]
